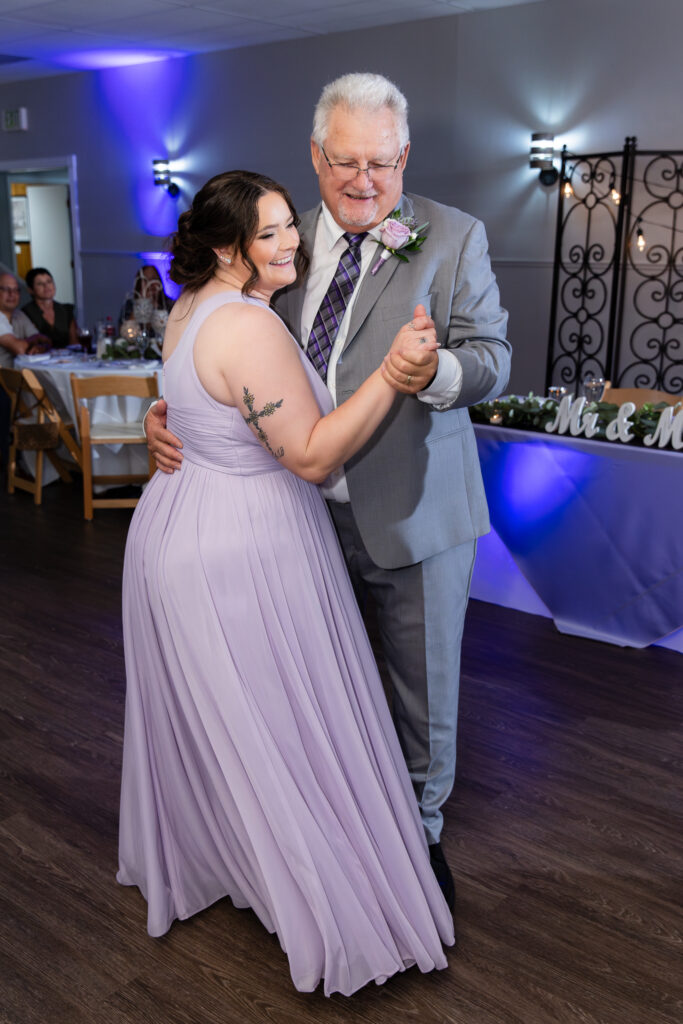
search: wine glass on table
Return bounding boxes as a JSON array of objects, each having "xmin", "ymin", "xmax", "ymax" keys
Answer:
[
  {"xmin": 136, "ymin": 327, "xmax": 151, "ymax": 360},
  {"xmin": 77, "ymin": 327, "xmax": 93, "ymax": 355}
]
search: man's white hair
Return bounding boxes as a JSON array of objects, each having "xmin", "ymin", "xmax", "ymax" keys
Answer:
[{"xmin": 312, "ymin": 72, "xmax": 409, "ymax": 149}]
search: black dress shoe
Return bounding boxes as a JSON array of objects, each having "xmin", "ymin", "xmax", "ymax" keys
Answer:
[{"xmin": 429, "ymin": 842, "xmax": 455, "ymax": 912}]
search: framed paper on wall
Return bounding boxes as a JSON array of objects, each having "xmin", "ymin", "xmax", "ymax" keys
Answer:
[{"xmin": 11, "ymin": 195, "xmax": 30, "ymax": 242}]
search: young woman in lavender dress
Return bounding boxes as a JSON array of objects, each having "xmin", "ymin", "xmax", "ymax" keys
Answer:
[{"xmin": 117, "ymin": 170, "xmax": 454, "ymax": 997}]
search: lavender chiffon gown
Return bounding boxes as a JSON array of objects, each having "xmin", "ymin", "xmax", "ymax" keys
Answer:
[{"xmin": 117, "ymin": 292, "xmax": 454, "ymax": 996}]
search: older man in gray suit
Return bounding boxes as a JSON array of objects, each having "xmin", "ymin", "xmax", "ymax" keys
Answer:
[{"xmin": 146, "ymin": 73, "xmax": 510, "ymax": 908}]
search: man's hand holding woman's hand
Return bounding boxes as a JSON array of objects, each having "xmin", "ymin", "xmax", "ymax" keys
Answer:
[
  {"xmin": 381, "ymin": 303, "xmax": 439, "ymax": 394},
  {"xmin": 145, "ymin": 399, "xmax": 183, "ymax": 474}
]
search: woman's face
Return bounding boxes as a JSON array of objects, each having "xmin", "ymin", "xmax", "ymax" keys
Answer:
[
  {"xmin": 241, "ymin": 192, "xmax": 300, "ymax": 298},
  {"xmin": 139, "ymin": 267, "xmax": 162, "ymax": 297},
  {"xmin": 31, "ymin": 273, "xmax": 56, "ymax": 301}
]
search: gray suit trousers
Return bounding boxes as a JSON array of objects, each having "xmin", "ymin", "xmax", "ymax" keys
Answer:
[{"xmin": 328, "ymin": 500, "xmax": 476, "ymax": 845}]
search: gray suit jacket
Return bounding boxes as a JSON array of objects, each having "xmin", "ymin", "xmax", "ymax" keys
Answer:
[{"xmin": 275, "ymin": 193, "xmax": 511, "ymax": 570}]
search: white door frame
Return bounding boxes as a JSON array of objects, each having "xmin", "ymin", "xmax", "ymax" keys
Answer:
[{"xmin": 0, "ymin": 154, "xmax": 83, "ymax": 322}]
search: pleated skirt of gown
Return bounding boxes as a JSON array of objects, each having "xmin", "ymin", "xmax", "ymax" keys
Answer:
[{"xmin": 117, "ymin": 294, "xmax": 454, "ymax": 996}]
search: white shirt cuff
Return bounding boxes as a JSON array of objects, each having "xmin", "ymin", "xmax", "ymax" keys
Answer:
[
  {"xmin": 142, "ymin": 398, "xmax": 159, "ymax": 428},
  {"xmin": 417, "ymin": 349, "xmax": 463, "ymax": 407}
]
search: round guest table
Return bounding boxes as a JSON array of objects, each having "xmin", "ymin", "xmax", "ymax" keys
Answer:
[{"xmin": 15, "ymin": 351, "xmax": 162, "ymax": 486}]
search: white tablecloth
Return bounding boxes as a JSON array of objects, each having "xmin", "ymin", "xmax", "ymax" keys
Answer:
[
  {"xmin": 470, "ymin": 423, "xmax": 683, "ymax": 653},
  {"xmin": 15, "ymin": 352, "xmax": 162, "ymax": 486}
]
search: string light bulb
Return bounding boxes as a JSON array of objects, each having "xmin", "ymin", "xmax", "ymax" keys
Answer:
[
  {"xmin": 636, "ymin": 222, "xmax": 646, "ymax": 252},
  {"xmin": 562, "ymin": 179, "xmax": 573, "ymax": 199},
  {"xmin": 610, "ymin": 187, "xmax": 621, "ymax": 205}
]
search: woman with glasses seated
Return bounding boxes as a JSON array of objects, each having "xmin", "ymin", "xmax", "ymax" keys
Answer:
[{"xmin": 22, "ymin": 267, "xmax": 78, "ymax": 349}]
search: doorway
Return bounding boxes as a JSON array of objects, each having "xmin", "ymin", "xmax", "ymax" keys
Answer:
[{"xmin": 0, "ymin": 155, "xmax": 83, "ymax": 321}]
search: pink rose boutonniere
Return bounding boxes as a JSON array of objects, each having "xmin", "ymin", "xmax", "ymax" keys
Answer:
[{"xmin": 370, "ymin": 209, "xmax": 429, "ymax": 276}]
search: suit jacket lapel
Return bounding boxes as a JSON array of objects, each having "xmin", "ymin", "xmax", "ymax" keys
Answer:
[
  {"xmin": 280, "ymin": 196, "xmax": 417, "ymax": 352},
  {"xmin": 342, "ymin": 195, "xmax": 414, "ymax": 354},
  {"xmin": 295, "ymin": 206, "xmax": 320, "ymax": 337}
]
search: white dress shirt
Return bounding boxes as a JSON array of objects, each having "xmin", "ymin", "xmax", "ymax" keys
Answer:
[{"xmin": 301, "ymin": 203, "xmax": 463, "ymax": 501}]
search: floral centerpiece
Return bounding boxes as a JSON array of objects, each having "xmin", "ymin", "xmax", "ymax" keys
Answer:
[
  {"xmin": 101, "ymin": 336, "xmax": 161, "ymax": 360},
  {"xmin": 133, "ymin": 295, "xmax": 154, "ymax": 325}
]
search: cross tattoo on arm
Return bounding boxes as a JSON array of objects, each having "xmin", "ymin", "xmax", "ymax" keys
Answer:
[{"xmin": 242, "ymin": 386, "xmax": 285, "ymax": 458}]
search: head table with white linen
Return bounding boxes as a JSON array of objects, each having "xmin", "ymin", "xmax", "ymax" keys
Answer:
[
  {"xmin": 15, "ymin": 351, "xmax": 162, "ymax": 486},
  {"xmin": 470, "ymin": 422, "xmax": 683, "ymax": 654}
]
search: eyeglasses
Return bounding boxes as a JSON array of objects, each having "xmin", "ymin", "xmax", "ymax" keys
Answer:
[
  {"xmin": 320, "ymin": 145, "xmax": 404, "ymax": 182},
  {"xmin": 0, "ymin": 286, "xmax": 20, "ymax": 294}
]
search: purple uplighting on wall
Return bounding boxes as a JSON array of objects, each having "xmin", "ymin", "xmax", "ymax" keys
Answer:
[
  {"xmin": 97, "ymin": 58, "xmax": 191, "ymax": 237},
  {"xmin": 54, "ymin": 50, "xmax": 186, "ymax": 72}
]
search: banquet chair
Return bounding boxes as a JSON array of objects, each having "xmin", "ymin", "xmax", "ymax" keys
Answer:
[
  {"xmin": 0, "ymin": 367, "xmax": 79, "ymax": 505},
  {"xmin": 602, "ymin": 386, "xmax": 682, "ymax": 408},
  {"xmin": 70, "ymin": 373, "xmax": 158, "ymax": 520}
]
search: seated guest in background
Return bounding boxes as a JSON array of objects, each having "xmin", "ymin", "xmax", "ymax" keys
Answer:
[
  {"xmin": 0, "ymin": 271, "xmax": 50, "ymax": 475},
  {"xmin": 0, "ymin": 261, "xmax": 30, "ymax": 306},
  {"xmin": 22, "ymin": 267, "xmax": 78, "ymax": 349},
  {"xmin": 118, "ymin": 264, "xmax": 174, "ymax": 335},
  {"xmin": 0, "ymin": 272, "xmax": 51, "ymax": 367}
]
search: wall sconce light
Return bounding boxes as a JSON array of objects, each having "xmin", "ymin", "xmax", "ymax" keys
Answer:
[
  {"xmin": 153, "ymin": 158, "xmax": 179, "ymax": 197},
  {"xmin": 530, "ymin": 132, "xmax": 559, "ymax": 186}
]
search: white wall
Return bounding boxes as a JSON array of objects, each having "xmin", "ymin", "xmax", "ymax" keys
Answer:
[{"xmin": 0, "ymin": 0, "xmax": 681, "ymax": 392}]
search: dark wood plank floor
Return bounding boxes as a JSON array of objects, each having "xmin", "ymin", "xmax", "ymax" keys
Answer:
[{"xmin": 1, "ymin": 479, "xmax": 681, "ymax": 1024}]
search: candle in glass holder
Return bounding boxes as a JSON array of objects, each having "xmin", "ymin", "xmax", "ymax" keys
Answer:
[{"xmin": 120, "ymin": 320, "xmax": 139, "ymax": 342}]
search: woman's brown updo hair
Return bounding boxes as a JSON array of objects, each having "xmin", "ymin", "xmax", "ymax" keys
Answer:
[{"xmin": 169, "ymin": 170, "xmax": 309, "ymax": 295}]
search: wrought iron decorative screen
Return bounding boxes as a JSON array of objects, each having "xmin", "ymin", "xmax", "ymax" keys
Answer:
[{"xmin": 546, "ymin": 139, "xmax": 683, "ymax": 395}]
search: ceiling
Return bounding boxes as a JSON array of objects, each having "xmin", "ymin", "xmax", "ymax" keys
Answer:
[{"xmin": 0, "ymin": 0, "xmax": 547, "ymax": 84}]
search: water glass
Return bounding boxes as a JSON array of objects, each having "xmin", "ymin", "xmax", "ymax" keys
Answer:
[
  {"xmin": 583, "ymin": 376, "xmax": 606, "ymax": 403},
  {"xmin": 548, "ymin": 386, "xmax": 568, "ymax": 403}
]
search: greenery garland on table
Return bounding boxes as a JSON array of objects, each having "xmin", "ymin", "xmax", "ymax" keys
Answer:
[
  {"xmin": 101, "ymin": 338, "xmax": 161, "ymax": 361},
  {"xmin": 470, "ymin": 393, "xmax": 678, "ymax": 447}
]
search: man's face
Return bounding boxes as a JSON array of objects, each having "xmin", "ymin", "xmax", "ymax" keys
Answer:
[
  {"xmin": 311, "ymin": 105, "xmax": 409, "ymax": 232},
  {"xmin": 0, "ymin": 274, "xmax": 20, "ymax": 316}
]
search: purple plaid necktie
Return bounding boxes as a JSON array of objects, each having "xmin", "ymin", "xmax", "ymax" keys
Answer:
[{"xmin": 306, "ymin": 232, "xmax": 367, "ymax": 381}]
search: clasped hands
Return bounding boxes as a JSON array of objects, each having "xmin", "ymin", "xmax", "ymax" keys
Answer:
[
  {"xmin": 27, "ymin": 333, "xmax": 51, "ymax": 355},
  {"xmin": 10, "ymin": 333, "xmax": 51, "ymax": 357},
  {"xmin": 381, "ymin": 303, "xmax": 439, "ymax": 394}
]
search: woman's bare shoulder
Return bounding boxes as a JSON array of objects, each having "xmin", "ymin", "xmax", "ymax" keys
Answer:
[
  {"xmin": 203, "ymin": 299, "xmax": 289, "ymax": 341},
  {"xmin": 167, "ymin": 289, "xmax": 194, "ymax": 323}
]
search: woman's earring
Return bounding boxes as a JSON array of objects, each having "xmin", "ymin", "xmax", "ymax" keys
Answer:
[{"xmin": 218, "ymin": 253, "xmax": 232, "ymax": 264}]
